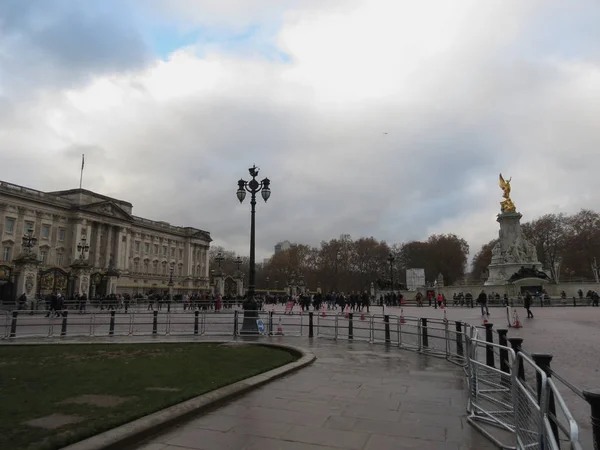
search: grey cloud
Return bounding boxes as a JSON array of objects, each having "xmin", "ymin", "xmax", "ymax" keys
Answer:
[
  {"xmin": 2, "ymin": 1, "xmax": 600, "ymax": 261},
  {"xmin": 0, "ymin": 0, "xmax": 150, "ymax": 93}
]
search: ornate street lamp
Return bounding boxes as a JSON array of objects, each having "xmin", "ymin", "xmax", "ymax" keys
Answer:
[
  {"xmin": 387, "ymin": 253, "xmax": 395, "ymax": 293},
  {"xmin": 236, "ymin": 164, "xmax": 271, "ymax": 333},
  {"xmin": 168, "ymin": 261, "xmax": 175, "ymax": 311},
  {"xmin": 235, "ymin": 256, "xmax": 242, "ymax": 272},
  {"xmin": 77, "ymin": 235, "xmax": 90, "ymax": 261},
  {"xmin": 22, "ymin": 230, "xmax": 38, "ymax": 254},
  {"xmin": 266, "ymin": 276, "xmax": 270, "ymax": 290},
  {"xmin": 215, "ymin": 252, "xmax": 224, "ymax": 271}
]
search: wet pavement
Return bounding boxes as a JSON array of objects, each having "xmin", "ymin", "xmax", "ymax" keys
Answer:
[{"xmin": 131, "ymin": 338, "xmax": 495, "ymax": 450}]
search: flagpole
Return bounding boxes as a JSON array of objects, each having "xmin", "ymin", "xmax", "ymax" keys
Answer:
[{"xmin": 79, "ymin": 154, "xmax": 84, "ymax": 189}]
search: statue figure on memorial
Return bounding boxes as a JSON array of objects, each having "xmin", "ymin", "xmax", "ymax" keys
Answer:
[
  {"xmin": 491, "ymin": 244, "xmax": 501, "ymax": 260},
  {"xmin": 499, "ymin": 173, "xmax": 516, "ymax": 213}
]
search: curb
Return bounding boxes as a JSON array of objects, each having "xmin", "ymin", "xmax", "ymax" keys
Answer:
[{"xmin": 37, "ymin": 341, "xmax": 315, "ymax": 450}]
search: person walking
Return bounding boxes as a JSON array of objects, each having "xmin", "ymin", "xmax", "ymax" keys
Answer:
[
  {"xmin": 524, "ymin": 291, "xmax": 534, "ymax": 318},
  {"xmin": 478, "ymin": 290, "xmax": 489, "ymax": 316}
]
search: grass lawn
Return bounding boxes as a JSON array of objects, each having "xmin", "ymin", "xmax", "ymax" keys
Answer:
[{"xmin": 0, "ymin": 343, "xmax": 297, "ymax": 450}]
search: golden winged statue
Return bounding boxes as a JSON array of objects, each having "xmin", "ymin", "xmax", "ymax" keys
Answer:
[{"xmin": 499, "ymin": 173, "xmax": 516, "ymax": 213}]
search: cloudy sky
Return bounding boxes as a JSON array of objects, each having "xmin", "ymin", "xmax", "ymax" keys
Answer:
[{"xmin": 1, "ymin": 0, "xmax": 599, "ymax": 261}]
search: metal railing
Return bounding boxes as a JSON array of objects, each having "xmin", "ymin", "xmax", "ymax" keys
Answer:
[{"xmin": 0, "ymin": 308, "xmax": 595, "ymax": 449}]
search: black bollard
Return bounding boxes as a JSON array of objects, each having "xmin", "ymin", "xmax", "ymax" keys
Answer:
[
  {"xmin": 484, "ymin": 323, "xmax": 495, "ymax": 368},
  {"xmin": 194, "ymin": 310, "xmax": 199, "ymax": 335},
  {"xmin": 61, "ymin": 310, "xmax": 68, "ymax": 337},
  {"xmin": 583, "ymin": 389, "xmax": 600, "ymax": 450},
  {"xmin": 532, "ymin": 353, "xmax": 559, "ymax": 444},
  {"xmin": 497, "ymin": 329, "xmax": 509, "ymax": 373},
  {"xmin": 455, "ymin": 321, "xmax": 464, "ymax": 357},
  {"xmin": 233, "ymin": 310, "xmax": 239, "ymax": 336},
  {"xmin": 9, "ymin": 311, "xmax": 18, "ymax": 338},
  {"xmin": 384, "ymin": 315, "xmax": 390, "ymax": 343},
  {"xmin": 348, "ymin": 313, "xmax": 353, "ymax": 340},
  {"xmin": 421, "ymin": 318, "xmax": 428, "ymax": 348},
  {"xmin": 268, "ymin": 311, "xmax": 273, "ymax": 336},
  {"xmin": 109, "ymin": 310, "xmax": 115, "ymax": 336},
  {"xmin": 508, "ymin": 337, "xmax": 525, "ymax": 380},
  {"xmin": 309, "ymin": 312, "xmax": 314, "ymax": 338},
  {"xmin": 152, "ymin": 310, "xmax": 158, "ymax": 335},
  {"xmin": 573, "ymin": 296, "xmax": 577, "ymax": 307}
]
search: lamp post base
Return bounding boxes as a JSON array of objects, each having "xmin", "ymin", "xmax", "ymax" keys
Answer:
[{"xmin": 240, "ymin": 298, "xmax": 259, "ymax": 335}]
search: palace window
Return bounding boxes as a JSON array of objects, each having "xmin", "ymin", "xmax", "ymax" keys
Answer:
[
  {"xmin": 41, "ymin": 224, "xmax": 50, "ymax": 239},
  {"xmin": 135, "ymin": 241, "xmax": 140, "ymax": 252},
  {"xmin": 133, "ymin": 260, "xmax": 139, "ymax": 272},
  {"xmin": 179, "ymin": 249, "xmax": 183, "ymax": 259},
  {"xmin": 153, "ymin": 261, "xmax": 158, "ymax": 273},
  {"xmin": 171, "ymin": 247, "xmax": 175, "ymax": 258},
  {"xmin": 39, "ymin": 251, "xmax": 47, "ymax": 265},
  {"xmin": 154, "ymin": 244, "xmax": 158, "ymax": 255},
  {"xmin": 144, "ymin": 243, "xmax": 150, "ymax": 253},
  {"xmin": 58, "ymin": 228, "xmax": 66, "ymax": 241},
  {"xmin": 162, "ymin": 246, "xmax": 167, "ymax": 257},
  {"xmin": 5, "ymin": 218, "xmax": 15, "ymax": 233},
  {"xmin": 143, "ymin": 261, "xmax": 149, "ymax": 273},
  {"xmin": 162, "ymin": 262, "xmax": 167, "ymax": 274},
  {"xmin": 2, "ymin": 246, "xmax": 10, "ymax": 261},
  {"xmin": 178, "ymin": 265, "xmax": 183, "ymax": 276},
  {"xmin": 56, "ymin": 253, "xmax": 63, "ymax": 266}
]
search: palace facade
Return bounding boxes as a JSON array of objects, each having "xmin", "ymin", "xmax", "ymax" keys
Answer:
[{"xmin": 0, "ymin": 180, "xmax": 211, "ymax": 301}]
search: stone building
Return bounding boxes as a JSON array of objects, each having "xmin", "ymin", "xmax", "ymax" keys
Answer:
[{"xmin": 0, "ymin": 180, "xmax": 211, "ymax": 302}]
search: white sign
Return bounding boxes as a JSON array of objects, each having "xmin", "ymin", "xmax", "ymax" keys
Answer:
[
  {"xmin": 406, "ymin": 268, "xmax": 426, "ymax": 291},
  {"xmin": 256, "ymin": 319, "xmax": 265, "ymax": 335}
]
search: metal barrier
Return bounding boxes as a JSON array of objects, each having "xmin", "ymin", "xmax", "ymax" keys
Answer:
[
  {"xmin": 0, "ymin": 307, "xmax": 592, "ymax": 449},
  {"xmin": 466, "ymin": 333, "xmax": 516, "ymax": 448}
]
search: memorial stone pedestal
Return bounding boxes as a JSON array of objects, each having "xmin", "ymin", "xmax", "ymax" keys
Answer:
[
  {"xmin": 70, "ymin": 260, "xmax": 92, "ymax": 298},
  {"xmin": 14, "ymin": 251, "xmax": 40, "ymax": 304}
]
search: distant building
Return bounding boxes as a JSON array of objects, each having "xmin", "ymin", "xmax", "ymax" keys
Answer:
[{"xmin": 274, "ymin": 240, "xmax": 296, "ymax": 254}]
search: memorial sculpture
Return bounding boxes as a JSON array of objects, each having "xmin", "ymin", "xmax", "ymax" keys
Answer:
[
  {"xmin": 485, "ymin": 174, "xmax": 550, "ymax": 285},
  {"xmin": 498, "ymin": 173, "xmax": 516, "ymax": 213}
]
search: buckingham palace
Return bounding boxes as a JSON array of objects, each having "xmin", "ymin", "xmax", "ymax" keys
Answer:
[{"xmin": 0, "ymin": 180, "xmax": 211, "ymax": 303}]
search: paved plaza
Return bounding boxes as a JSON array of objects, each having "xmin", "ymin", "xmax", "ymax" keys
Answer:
[{"xmin": 129, "ymin": 338, "xmax": 494, "ymax": 450}]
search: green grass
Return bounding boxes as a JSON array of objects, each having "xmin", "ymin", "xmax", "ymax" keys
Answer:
[{"xmin": 0, "ymin": 343, "xmax": 297, "ymax": 450}]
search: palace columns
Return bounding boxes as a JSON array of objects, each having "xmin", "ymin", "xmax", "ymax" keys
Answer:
[{"xmin": 94, "ymin": 222, "xmax": 102, "ymax": 267}]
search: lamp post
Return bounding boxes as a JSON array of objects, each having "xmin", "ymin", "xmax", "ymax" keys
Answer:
[
  {"xmin": 235, "ymin": 256, "xmax": 242, "ymax": 272},
  {"xmin": 266, "ymin": 276, "xmax": 270, "ymax": 290},
  {"xmin": 236, "ymin": 164, "xmax": 271, "ymax": 334},
  {"xmin": 22, "ymin": 231, "xmax": 38, "ymax": 254},
  {"xmin": 387, "ymin": 253, "xmax": 395, "ymax": 293},
  {"xmin": 168, "ymin": 261, "xmax": 174, "ymax": 312},
  {"xmin": 215, "ymin": 252, "xmax": 224, "ymax": 272},
  {"xmin": 77, "ymin": 235, "xmax": 90, "ymax": 261}
]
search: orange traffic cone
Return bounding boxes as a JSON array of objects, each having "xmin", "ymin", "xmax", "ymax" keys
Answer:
[
  {"xmin": 400, "ymin": 308, "xmax": 406, "ymax": 324},
  {"xmin": 483, "ymin": 314, "xmax": 488, "ymax": 324},
  {"xmin": 276, "ymin": 317, "xmax": 283, "ymax": 335},
  {"xmin": 512, "ymin": 308, "xmax": 522, "ymax": 328},
  {"xmin": 321, "ymin": 305, "xmax": 326, "ymax": 318},
  {"xmin": 443, "ymin": 309, "xmax": 448, "ymax": 324},
  {"xmin": 344, "ymin": 312, "xmax": 349, "ymax": 319},
  {"xmin": 360, "ymin": 312, "xmax": 365, "ymax": 320}
]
